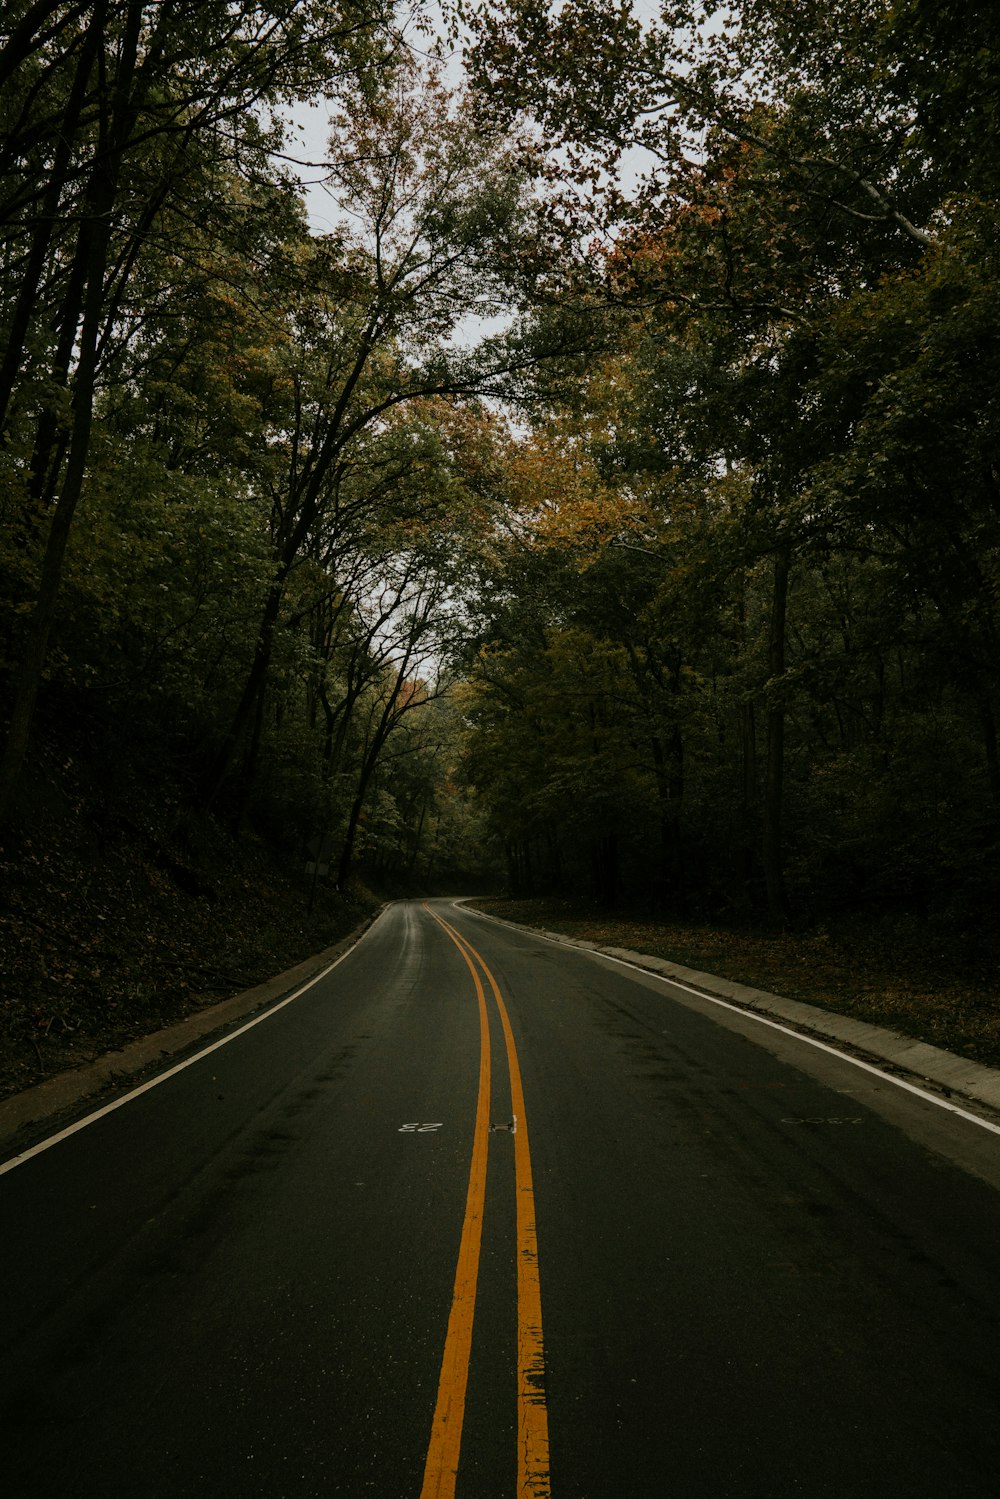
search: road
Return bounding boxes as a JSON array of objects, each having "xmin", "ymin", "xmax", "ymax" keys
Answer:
[{"xmin": 2, "ymin": 898, "xmax": 1000, "ymax": 1498}]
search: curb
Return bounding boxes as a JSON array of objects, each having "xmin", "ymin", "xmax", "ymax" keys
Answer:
[
  {"xmin": 0, "ymin": 907, "xmax": 385, "ymax": 1155},
  {"xmin": 459, "ymin": 905, "xmax": 1000, "ymax": 1122}
]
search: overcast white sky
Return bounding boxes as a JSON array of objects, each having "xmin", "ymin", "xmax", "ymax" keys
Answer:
[{"xmin": 279, "ymin": 0, "xmax": 676, "ymax": 234}]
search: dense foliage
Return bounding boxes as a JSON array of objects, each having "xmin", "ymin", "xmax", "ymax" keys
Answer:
[
  {"xmin": 0, "ymin": 2, "xmax": 558, "ymax": 889},
  {"xmin": 2, "ymin": 0, "xmax": 998, "ymax": 949},
  {"xmin": 456, "ymin": 0, "xmax": 1000, "ymax": 928}
]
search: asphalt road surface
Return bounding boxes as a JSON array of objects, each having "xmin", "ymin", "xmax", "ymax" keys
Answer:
[{"xmin": 3, "ymin": 898, "xmax": 1000, "ymax": 1498}]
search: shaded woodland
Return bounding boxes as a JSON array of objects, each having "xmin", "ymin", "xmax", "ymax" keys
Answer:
[
  {"xmin": 459, "ymin": 0, "xmax": 1000, "ymax": 936},
  {"xmin": 2, "ymin": 0, "xmax": 999, "ymax": 1042}
]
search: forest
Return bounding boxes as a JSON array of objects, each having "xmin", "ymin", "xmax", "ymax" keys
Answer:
[{"xmin": 2, "ymin": 1, "xmax": 999, "ymax": 1085}]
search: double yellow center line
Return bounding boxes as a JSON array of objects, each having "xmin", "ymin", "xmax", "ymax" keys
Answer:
[{"xmin": 419, "ymin": 907, "xmax": 551, "ymax": 1499}]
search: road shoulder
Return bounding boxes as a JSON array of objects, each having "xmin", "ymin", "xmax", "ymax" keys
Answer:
[
  {"xmin": 458, "ymin": 901, "xmax": 1000, "ymax": 1123},
  {"xmin": 0, "ymin": 907, "xmax": 385, "ymax": 1156}
]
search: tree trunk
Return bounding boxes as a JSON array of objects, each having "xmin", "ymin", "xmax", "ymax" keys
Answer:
[
  {"xmin": 0, "ymin": 17, "xmax": 101, "ymax": 433},
  {"xmin": 738, "ymin": 697, "xmax": 757, "ymax": 875},
  {"xmin": 197, "ymin": 578, "xmax": 285, "ymax": 809},
  {"xmin": 734, "ymin": 569, "xmax": 758, "ymax": 898},
  {"xmin": 407, "ymin": 797, "xmax": 429, "ymax": 875},
  {"xmin": 338, "ymin": 765, "xmax": 377, "ymax": 888},
  {"xmin": 762, "ymin": 544, "xmax": 792, "ymax": 927},
  {"xmin": 981, "ymin": 697, "xmax": 1000, "ymax": 806},
  {"xmin": 591, "ymin": 832, "xmax": 619, "ymax": 906},
  {"xmin": 0, "ymin": 194, "xmax": 109, "ymax": 828},
  {"xmin": 0, "ymin": 0, "xmax": 143, "ymax": 828}
]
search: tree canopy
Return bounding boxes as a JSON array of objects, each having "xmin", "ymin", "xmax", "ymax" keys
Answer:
[{"xmin": 2, "ymin": 0, "xmax": 998, "ymax": 937}]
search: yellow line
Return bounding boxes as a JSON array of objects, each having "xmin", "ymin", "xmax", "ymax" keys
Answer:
[
  {"xmin": 432, "ymin": 912, "xmax": 552, "ymax": 1499},
  {"xmin": 489, "ymin": 970, "xmax": 551, "ymax": 1499},
  {"xmin": 419, "ymin": 920, "xmax": 492, "ymax": 1499}
]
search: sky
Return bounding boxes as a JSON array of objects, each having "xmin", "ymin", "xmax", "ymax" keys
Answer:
[{"xmin": 280, "ymin": 0, "xmax": 673, "ymax": 235}]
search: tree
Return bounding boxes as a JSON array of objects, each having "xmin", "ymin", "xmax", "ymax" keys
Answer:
[
  {"xmin": 465, "ymin": 0, "xmax": 941, "ymax": 253},
  {"xmin": 0, "ymin": 0, "xmax": 397, "ymax": 824},
  {"xmin": 193, "ymin": 62, "xmax": 583, "ymax": 809}
]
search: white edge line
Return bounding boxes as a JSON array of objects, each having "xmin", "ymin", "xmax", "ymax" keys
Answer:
[
  {"xmin": 458, "ymin": 904, "xmax": 1000, "ymax": 1140},
  {"xmin": 0, "ymin": 911, "xmax": 387, "ymax": 1177}
]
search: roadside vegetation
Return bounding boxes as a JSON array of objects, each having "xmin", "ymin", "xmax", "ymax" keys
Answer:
[
  {"xmin": 0, "ymin": 708, "xmax": 383, "ymax": 1101},
  {"xmin": 2, "ymin": 2, "xmax": 998, "ymax": 1099}
]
